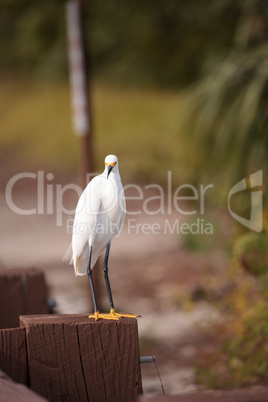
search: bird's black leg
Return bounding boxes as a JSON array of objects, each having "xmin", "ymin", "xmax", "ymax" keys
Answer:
[
  {"xmin": 87, "ymin": 246, "xmax": 99, "ymax": 319},
  {"xmin": 102, "ymin": 241, "xmax": 115, "ymax": 311},
  {"xmin": 102, "ymin": 242, "xmax": 140, "ymax": 320},
  {"xmin": 87, "ymin": 244, "xmax": 118, "ymax": 321}
]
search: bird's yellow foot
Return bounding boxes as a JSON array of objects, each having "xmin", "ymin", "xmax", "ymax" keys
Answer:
[
  {"xmin": 109, "ymin": 308, "xmax": 140, "ymax": 319},
  {"xmin": 88, "ymin": 311, "xmax": 119, "ymax": 321}
]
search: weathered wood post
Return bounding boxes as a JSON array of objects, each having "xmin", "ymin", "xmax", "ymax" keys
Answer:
[
  {"xmin": 66, "ymin": 0, "xmax": 102, "ymax": 312},
  {"xmin": 0, "ymin": 268, "xmax": 49, "ymax": 329},
  {"xmin": 20, "ymin": 314, "xmax": 142, "ymax": 401},
  {"xmin": 66, "ymin": 0, "xmax": 94, "ymax": 185},
  {"xmin": 0, "ymin": 327, "xmax": 28, "ymax": 385}
]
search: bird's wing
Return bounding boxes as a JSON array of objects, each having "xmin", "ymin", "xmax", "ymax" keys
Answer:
[
  {"xmin": 72, "ymin": 181, "xmax": 101, "ymax": 276},
  {"xmin": 115, "ymin": 183, "xmax": 126, "ymax": 234}
]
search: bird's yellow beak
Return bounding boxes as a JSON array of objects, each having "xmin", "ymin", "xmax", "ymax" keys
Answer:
[{"xmin": 105, "ymin": 162, "xmax": 117, "ymax": 178}]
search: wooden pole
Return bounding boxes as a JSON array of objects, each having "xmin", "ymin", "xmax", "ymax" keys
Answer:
[
  {"xmin": 66, "ymin": 0, "xmax": 102, "ymax": 310},
  {"xmin": 66, "ymin": 0, "xmax": 93, "ymax": 188},
  {"xmin": 20, "ymin": 314, "xmax": 143, "ymax": 402}
]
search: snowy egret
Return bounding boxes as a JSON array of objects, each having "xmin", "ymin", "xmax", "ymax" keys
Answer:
[{"xmin": 72, "ymin": 154, "xmax": 138, "ymax": 321}]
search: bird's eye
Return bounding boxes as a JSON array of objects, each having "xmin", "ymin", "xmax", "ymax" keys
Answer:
[{"xmin": 105, "ymin": 162, "xmax": 117, "ymax": 167}]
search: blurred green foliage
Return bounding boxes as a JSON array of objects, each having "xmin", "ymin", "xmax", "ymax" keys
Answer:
[
  {"xmin": 197, "ymin": 304, "xmax": 268, "ymax": 387},
  {"xmin": 223, "ymin": 302, "xmax": 268, "ymax": 385},
  {"xmin": 196, "ymin": 230, "xmax": 268, "ymax": 388},
  {"xmin": 234, "ymin": 233, "xmax": 268, "ymax": 276},
  {"xmin": 0, "ymin": 0, "xmax": 239, "ymax": 87},
  {"xmin": 197, "ymin": 292, "xmax": 268, "ymax": 388},
  {"xmin": 180, "ymin": 0, "xmax": 268, "ymax": 191},
  {"xmin": 0, "ymin": 0, "xmax": 267, "ymax": 198},
  {"xmin": 0, "ymin": 1, "xmax": 68, "ymax": 79}
]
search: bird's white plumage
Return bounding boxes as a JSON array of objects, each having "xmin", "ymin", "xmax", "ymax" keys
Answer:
[{"xmin": 72, "ymin": 155, "xmax": 126, "ymax": 276}]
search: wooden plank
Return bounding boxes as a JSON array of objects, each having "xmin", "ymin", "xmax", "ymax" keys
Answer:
[
  {"xmin": 0, "ymin": 327, "xmax": 28, "ymax": 385},
  {"xmin": 20, "ymin": 314, "xmax": 143, "ymax": 402},
  {"xmin": 0, "ymin": 370, "xmax": 47, "ymax": 402},
  {"xmin": 0, "ymin": 268, "xmax": 49, "ymax": 329}
]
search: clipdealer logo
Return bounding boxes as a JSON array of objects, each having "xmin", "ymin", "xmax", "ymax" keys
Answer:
[{"xmin": 5, "ymin": 170, "xmax": 263, "ymax": 233}]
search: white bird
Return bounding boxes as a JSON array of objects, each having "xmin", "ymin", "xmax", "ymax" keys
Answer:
[{"xmin": 72, "ymin": 154, "xmax": 138, "ymax": 321}]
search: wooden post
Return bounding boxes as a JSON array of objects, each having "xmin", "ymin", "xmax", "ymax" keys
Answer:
[
  {"xmin": 66, "ymin": 0, "xmax": 93, "ymax": 187},
  {"xmin": 0, "ymin": 328, "xmax": 28, "ymax": 385},
  {"xmin": 0, "ymin": 268, "xmax": 49, "ymax": 329},
  {"xmin": 20, "ymin": 314, "xmax": 142, "ymax": 402},
  {"xmin": 66, "ymin": 0, "xmax": 102, "ymax": 311}
]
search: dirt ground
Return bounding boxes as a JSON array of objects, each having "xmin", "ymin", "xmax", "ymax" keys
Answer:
[{"xmin": 1, "ymin": 169, "xmax": 236, "ymax": 397}]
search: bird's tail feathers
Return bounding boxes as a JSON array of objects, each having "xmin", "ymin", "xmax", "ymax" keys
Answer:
[
  {"xmin": 74, "ymin": 255, "xmax": 88, "ymax": 276},
  {"xmin": 62, "ymin": 242, "xmax": 73, "ymax": 264}
]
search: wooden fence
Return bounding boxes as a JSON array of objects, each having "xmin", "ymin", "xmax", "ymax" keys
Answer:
[{"xmin": 0, "ymin": 268, "xmax": 142, "ymax": 401}]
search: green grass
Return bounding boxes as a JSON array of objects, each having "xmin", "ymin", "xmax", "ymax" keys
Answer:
[
  {"xmin": 0, "ymin": 80, "xmax": 77, "ymax": 170},
  {"xmin": 0, "ymin": 79, "xmax": 186, "ymax": 182}
]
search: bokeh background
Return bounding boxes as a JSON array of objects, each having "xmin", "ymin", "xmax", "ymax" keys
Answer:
[{"xmin": 1, "ymin": 0, "xmax": 268, "ymax": 396}]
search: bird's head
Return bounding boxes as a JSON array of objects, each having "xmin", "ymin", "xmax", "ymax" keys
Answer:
[{"xmin": 104, "ymin": 155, "xmax": 118, "ymax": 179}]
